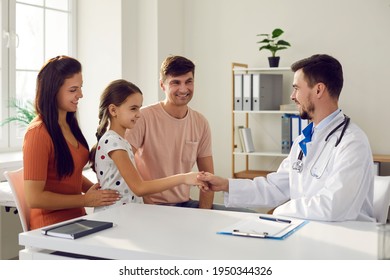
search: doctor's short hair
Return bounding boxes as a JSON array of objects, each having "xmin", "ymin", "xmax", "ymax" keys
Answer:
[
  {"xmin": 291, "ymin": 54, "xmax": 343, "ymax": 99},
  {"xmin": 160, "ymin": 55, "xmax": 195, "ymax": 83}
]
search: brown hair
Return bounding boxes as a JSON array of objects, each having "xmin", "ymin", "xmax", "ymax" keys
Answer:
[
  {"xmin": 160, "ymin": 55, "xmax": 195, "ymax": 83},
  {"xmin": 89, "ymin": 79, "xmax": 142, "ymax": 171}
]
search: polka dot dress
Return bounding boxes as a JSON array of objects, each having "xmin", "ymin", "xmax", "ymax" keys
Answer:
[{"xmin": 94, "ymin": 130, "xmax": 143, "ymax": 212}]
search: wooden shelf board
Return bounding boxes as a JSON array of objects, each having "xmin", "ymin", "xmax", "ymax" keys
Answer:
[
  {"xmin": 373, "ymin": 154, "xmax": 390, "ymax": 163},
  {"xmin": 233, "ymin": 110, "xmax": 298, "ymax": 114},
  {"xmin": 234, "ymin": 170, "xmax": 273, "ymax": 179},
  {"xmin": 232, "ymin": 67, "xmax": 290, "ymax": 72},
  {"xmin": 234, "ymin": 151, "xmax": 288, "ymax": 157}
]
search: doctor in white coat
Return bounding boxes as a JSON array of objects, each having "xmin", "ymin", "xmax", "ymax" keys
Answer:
[{"xmin": 199, "ymin": 54, "xmax": 375, "ymax": 222}]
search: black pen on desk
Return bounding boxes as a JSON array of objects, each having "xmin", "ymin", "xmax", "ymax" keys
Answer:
[{"xmin": 259, "ymin": 216, "xmax": 291, "ymax": 224}]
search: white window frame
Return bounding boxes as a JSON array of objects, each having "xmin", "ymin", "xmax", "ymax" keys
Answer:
[{"xmin": 0, "ymin": 0, "xmax": 77, "ymax": 152}]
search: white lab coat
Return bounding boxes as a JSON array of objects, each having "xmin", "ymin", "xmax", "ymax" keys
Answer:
[{"xmin": 226, "ymin": 111, "xmax": 375, "ymax": 222}]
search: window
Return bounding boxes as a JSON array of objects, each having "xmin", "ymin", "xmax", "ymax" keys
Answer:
[{"xmin": 0, "ymin": 0, "xmax": 76, "ymax": 151}]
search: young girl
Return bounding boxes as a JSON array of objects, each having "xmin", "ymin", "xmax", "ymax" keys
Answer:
[
  {"xmin": 90, "ymin": 79, "xmax": 205, "ymax": 212},
  {"xmin": 23, "ymin": 56, "xmax": 119, "ymax": 230}
]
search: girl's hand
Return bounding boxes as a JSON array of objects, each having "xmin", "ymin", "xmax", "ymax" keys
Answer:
[{"xmin": 184, "ymin": 172, "xmax": 208, "ymax": 190}]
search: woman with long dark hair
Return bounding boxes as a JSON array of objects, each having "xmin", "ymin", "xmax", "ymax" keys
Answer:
[{"xmin": 23, "ymin": 55, "xmax": 119, "ymax": 230}]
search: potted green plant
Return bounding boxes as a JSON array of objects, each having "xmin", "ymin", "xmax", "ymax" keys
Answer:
[
  {"xmin": 257, "ymin": 28, "xmax": 291, "ymax": 67},
  {"xmin": 0, "ymin": 99, "xmax": 36, "ymax": 127}
]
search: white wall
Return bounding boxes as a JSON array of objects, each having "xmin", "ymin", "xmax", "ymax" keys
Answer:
[
  {"xmin": 77, "ymin": 0, "xmax": 390, "ymax": 179},
  {"xmin": 121, "ymin": 0, "xmax": 138, "ymax": 83},
  {"xmin": 135, "ymin": 0, "xmax": 160, "ymax": 105},
  {"xmin": 156, "ymin": 0, "xmax": 185, "ymax": 100},
  {"xmin": 183, "ymin": 0, "xmax": 390, "ymax": 177},
  {"xmin": 77, "ymin": 0, "xmax": 123, "ymax": 147}
]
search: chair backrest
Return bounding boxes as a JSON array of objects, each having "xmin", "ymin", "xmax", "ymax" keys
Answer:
[
  {"xmin": 3, "ymin": 168, "xmax": 30, "ymax": 231},
  {"xmin": 373, "ymin": 176, "xmax": 390, "ymax": 224}
]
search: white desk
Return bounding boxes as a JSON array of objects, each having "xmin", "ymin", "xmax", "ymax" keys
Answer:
[{"xmin": 19, "ymin": 203, "xmax": 379, "ymax": 260}]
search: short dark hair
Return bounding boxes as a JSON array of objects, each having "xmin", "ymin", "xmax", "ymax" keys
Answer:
[
  {"xmin": 291, "ymin": 54, "xmax": 343, "ymax": 99},
  {"xmin": 160, "ymin": 55, "xmax": 195, "ymax": 82}
]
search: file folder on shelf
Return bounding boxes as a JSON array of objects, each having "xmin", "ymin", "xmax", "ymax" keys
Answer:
[
  {"xmin": 291, "ymin": 115, "xmax": 301, "ymax": 142},
  {"xmin": 239, "ymin": 127, "xmax": 255, "ymax": 153},
  {"xmin": 236, "ymin": 125, "xmax": 245, "ymax": 152},
  {"xmin": 218, "ymin": 215, "xmax": 308, "ymax": 240},
  {"xmin": 252, "ymin": 73, "xmax": 283, "ymax": 110},
  {"xmin": 281, "ymin": 114, "xmax": 308, "ymax": 154},
  {"xmin": 243, "ymin": 74, "xmax": 252, "ymax": 111},
  {"xmin": 281, "ymin": 115, "xmax": 292, "ymax": 154},
  {"xmin": 234, "ymin": 74, "xmax": 243, "ymax": 110},
  {"xmin": 252, "ymin": 73, "xmax": 261, "ymax": 111}
]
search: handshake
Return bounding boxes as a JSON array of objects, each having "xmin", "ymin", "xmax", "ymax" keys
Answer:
[{"xmin": 186, "ymin": 171, "xmax": 229, "ymax": 192}]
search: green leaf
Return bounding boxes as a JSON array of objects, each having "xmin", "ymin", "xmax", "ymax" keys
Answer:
[
  {"xmin": 257, "ymin": 28, "xmax": 290, "ymax": 56},
  {"xmin": 0, "ymin": 98, "xmax": 37, "ymax": 127},
  {"xmin": 272, "ymin": 28, "xmax": 284, "ymax": 38},
  {"xmin": 259, "ymin": 46, "xmax": 270, "ymax": 51},
  {"xmin": 257, "ymin": 38, "xmax": 271, "ymax": 44},
  {"xmin": 276, "ymin": 40, "xmax": 291, "ymax": 47}
]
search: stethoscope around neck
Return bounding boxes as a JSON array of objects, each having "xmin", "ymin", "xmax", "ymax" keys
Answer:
[{"xmin": 292, "ymin": 115, "xmax": 351, "ymax": 175}]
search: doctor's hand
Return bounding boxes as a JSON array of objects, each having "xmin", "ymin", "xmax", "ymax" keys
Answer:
[
  {"xmin": 197, "ymin": 172, "xmax": 229, "ymax": 192},
  {"xmin": 183, "ymin": 172, "xmax": 208, "ymax": 189}
]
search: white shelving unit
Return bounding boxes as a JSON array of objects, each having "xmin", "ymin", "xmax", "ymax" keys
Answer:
[{"xmin": 231, "ymin": 63, "xmax": 297, "ymax": 179}]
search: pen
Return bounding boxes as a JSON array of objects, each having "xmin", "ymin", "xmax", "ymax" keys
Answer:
[
  {"xmin": 259, "ymin": 216, "xmax": 291, "ymax": 224},
  {"xmin": 232, "ymin": 229, "xmax": 268, "ymax": 238}
]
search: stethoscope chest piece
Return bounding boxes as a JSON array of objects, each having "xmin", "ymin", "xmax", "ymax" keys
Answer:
[{"xmin": 292, "ymin": 151, "xmax": 304, "ymax": 173}]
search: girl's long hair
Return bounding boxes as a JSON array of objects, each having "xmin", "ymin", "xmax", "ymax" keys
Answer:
[
  {"xmin": 35, "ymin": 55, "xmax": 89, "ymax": 179},
  {"xmin": 90, "ymin": 79, "xmax": 142, "ymax": 172}
]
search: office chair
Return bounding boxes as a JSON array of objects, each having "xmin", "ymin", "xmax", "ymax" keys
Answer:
[
  {"xmin": 373, "ymin": 176, "xmax": 390, "ymax": 224},
  {"xmin": 3, "ymin": 168, "xmax": 30, "ymax": 231}
]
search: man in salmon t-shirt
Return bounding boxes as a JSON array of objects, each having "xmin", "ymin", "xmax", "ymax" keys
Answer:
[{"xmin": 125, "ymin": 55, "xmax": 215, "ymax": 209}]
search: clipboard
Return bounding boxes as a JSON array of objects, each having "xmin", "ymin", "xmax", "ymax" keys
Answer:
[{"xmin": 218, "ymin": 215, "xmax": 308, "ymax": 240}]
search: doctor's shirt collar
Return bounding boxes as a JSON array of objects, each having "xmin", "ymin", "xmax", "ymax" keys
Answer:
[{"xmin": 312, "ymin": 109, "xmax": 341, "ymax": 137}]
